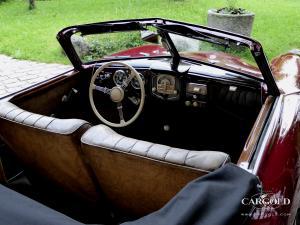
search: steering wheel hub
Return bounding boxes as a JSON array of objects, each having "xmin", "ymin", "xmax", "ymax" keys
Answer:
[{"xmin": 110, "ymin": 86, "xmax": 124, "ymax": 102}]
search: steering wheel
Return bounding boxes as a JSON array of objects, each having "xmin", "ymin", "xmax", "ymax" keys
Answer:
[{"xmin": 89, "ymin": 61, "xmax": 145, "ymax": 128}]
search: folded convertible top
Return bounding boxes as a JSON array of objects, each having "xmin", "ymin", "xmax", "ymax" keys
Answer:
[
  {"xmin": 124, "ymin": 163, "xmax": 260, "ymax": 225},
  {"xmin": 0, "ymin": 163, "xmax": 260, "ymax": 225},
  {"xmin": 0, "ymin": 185, "xmax": 83, "ymax": 225}
]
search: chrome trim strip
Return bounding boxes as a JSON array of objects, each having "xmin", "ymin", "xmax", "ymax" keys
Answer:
[{"xmin": 252, "ymin": 95, "xmax": 283, "ymax": 174}]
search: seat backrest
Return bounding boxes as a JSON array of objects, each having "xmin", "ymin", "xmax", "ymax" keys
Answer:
[
  {"xmin": 0, "ymin": 101, "xmax": 99, "ymax": 203},
  {"xmin": 81, "ymin": 125, "xmax": 230, "ymax": 217}
]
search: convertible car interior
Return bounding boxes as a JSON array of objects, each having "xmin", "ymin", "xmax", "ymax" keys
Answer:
[{"xmin": 0, "ymin": 19, "xmax": 273, "ymax": 224}]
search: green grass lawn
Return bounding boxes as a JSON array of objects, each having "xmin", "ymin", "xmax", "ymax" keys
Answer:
[{"xmin": 0, "ymin": 0, "xmax": 299, "ymax": 64}]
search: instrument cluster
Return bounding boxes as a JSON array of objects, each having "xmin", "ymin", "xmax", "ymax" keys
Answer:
[{"xmin": 112, "ymin": 69, "xmax": 145, "ymax": 89}]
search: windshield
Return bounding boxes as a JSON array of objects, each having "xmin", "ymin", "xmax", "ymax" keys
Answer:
[
  {"xmin": 59, "ymin": 19, "xmax": 280, "ymax": 95},
  {"xmin": 71, "ymin": 29, "xmax": 169, "ymax": 63},
  {"xmin": 168, "ymin": 32, "xmax": 261, "ymax": 77},
  {"xmin": 69, "ymin": 23, "xmax": 261, "ymax": 78}
]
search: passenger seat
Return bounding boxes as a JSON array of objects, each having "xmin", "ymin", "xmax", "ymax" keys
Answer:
[{"xmin": 81, "ymin": 124, "xmax": 230, "ymax": 217}]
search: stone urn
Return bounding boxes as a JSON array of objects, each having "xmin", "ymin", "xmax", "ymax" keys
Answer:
[{"xmin": 207, "ymin": 9, "xmax": 255, "ymax": 37}]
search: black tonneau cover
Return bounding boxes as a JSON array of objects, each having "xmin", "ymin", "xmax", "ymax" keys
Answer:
[
  {"xmin": 0, "ymin": 163, "xmax": 260, "ymax": 225},
  {"xmin": 0, "ymin": 185, "xmax": 83, "ymax": 225},
  {"xmin": 125, "ymin": 163, "xmax": 260, "ymax": 225}
]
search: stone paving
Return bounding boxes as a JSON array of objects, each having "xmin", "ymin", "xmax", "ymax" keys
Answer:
[{"xmin": 0, "ymin": 55, "xmax": 73, "ymax": 98}]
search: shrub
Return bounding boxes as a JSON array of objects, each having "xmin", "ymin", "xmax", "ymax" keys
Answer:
[
  {"xmin": 82, "ymin": 32, "xmax": 145, "ymax": 62},
  {"xmin": 217, "ymin": 0, "xmax": 246, "ymax": 15}
]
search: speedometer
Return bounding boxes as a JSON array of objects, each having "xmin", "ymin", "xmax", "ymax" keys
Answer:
[
  {"xmin": 156, "ymin": 75, "xmax": 176, "ymax": 95},
  {"xmin": 131, "ymin": 73, "xmax": 145, "ymax": 89},
  {"xmin": 113, "ymin": 70, "xmax": 128, "ymax": 86},
  {"xmin": 151, "ymin": 74, "xmax": 180, "ymax": 100}
]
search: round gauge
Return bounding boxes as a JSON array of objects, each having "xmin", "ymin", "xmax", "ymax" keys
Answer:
[
  {"xmin": 131, "ymin": 73, "xmax": 145, "ymax": 89},
  {"xmin": 157, "ymin": 75, "xmax": 174, "ymax": 86},
  {"xmin": 156, "ymin": 75, "xmax": 176, "ymax": 95},
  {"xmin": 113, "ymin": 70, "xmax": 128, "ymax": 86},
  {"xmin": 159, "ymin": 77, "xmax": 171, "ymax": 86}
]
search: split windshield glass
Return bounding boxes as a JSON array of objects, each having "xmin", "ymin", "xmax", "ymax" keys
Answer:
[{"xmin": 71, "ymin": 24, "xmax": 261, "ymax": 77}]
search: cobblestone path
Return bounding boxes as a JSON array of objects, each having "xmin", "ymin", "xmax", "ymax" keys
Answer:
[{"xmin": 0, "ymin": 55, "xmax": 72, "ymax": 97}]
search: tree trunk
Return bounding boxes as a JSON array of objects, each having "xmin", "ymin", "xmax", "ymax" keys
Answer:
[{"xmin": 29, "ymin": 0, "xmax": 35, "ymax": 10}]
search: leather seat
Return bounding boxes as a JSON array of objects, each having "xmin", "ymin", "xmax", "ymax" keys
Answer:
[
  {"xmin": 0, "ymin": 101, "xmax": 99, "ymax": 203},
  {"xmin": 81, "ymin": 124, "xmax": 230, "ymax": 217}
]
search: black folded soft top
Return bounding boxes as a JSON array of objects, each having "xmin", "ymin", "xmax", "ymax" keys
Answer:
[{"xmin": 0, "ymin": 163, "xmax": 260, "ymax": 225}]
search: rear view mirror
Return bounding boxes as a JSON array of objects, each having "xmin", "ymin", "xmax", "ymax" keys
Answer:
[{"xmin": 140, "ymin": 30, "xmax": 159, "ymax": 44}]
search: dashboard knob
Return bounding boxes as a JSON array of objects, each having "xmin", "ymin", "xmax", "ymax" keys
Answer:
[
  {"xmin": 173, "ymin": 90, "xmax": 178, "ymax": 95},
  {"xmin": 192, "ymin": 101, "xmax": 199, "ymax": 107},
  {"xmin": 185, "ymin": 101, "xmax": 191, "ymax": 107},
  {"xmin": 152, "ymin": 87, "xmax": 156, "ymax": 92},
  {"xmin": 163, "ymin": 125, "xmax": 170, "ymax": 132}
]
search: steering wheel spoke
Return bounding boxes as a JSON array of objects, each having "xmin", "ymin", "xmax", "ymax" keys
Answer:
[
  {"xmin": 117, "ymin": 102, "xmax": 126, "ymax": 124},
  {"xmin": 93, "ymin": 84, "xmax": 111, "ymax": 95},
  {"xmin": 121, "ymin": 72, "xmax": 135, "ymax": 90}
]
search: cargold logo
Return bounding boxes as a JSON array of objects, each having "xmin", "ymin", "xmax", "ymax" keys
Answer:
[{"xmin": 242, "ymin": 192, "xmax": 290, "ymax": 209}]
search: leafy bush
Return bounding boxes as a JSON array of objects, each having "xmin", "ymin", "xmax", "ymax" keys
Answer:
[
  {"xmin": 82, "ymin": 32, "xmax": 145, "ymax": 62},
  {"xmin": 217, "ymin": 0, "xmax": 246, "ymax": 14}
]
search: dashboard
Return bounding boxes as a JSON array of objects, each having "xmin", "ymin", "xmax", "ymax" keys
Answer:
[
  {"xmin": 95, "ymin": 61, "xmax": 263, "ymax": 111},
  {"xmin": 96, "ymin": 68, "xmax": 211, "ymax": 109}
]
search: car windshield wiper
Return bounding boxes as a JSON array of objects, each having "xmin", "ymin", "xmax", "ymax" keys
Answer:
[{"xmin": 156, "ymin": 24, "xmax": 229, "ymax": 48}]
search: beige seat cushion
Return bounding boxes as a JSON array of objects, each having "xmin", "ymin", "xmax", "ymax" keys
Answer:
[{"xmin": 81, "ymin": 124, "xmax": 230, "ymax": 216}]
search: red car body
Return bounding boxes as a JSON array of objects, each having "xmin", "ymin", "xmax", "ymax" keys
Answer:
[
  {"xmin": 111, "ymin": 44, "xmax": 300, "ymax": 225},
  {"xmin": 56, "ymin": 18, "xmax": 300, "ymax": 224}
]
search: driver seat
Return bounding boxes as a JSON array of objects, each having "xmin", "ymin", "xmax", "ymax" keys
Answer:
[{"xmin": 81, "ymin": 124, "xmax": 230, "ymax": 217}]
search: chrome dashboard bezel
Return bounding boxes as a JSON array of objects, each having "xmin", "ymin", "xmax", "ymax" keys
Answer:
[
  {"xmin": 151, "ymin": 74, "xmax": 180, "ymax": 100},
  {"xmin": 113, "ymin": 69, "xmax": 128, "ymax": 86},
  {"xmin": 131, "ymin": 73, "xmax": 145, "ymax": 89},
  {"xmin": 186, "ymin": 83, "xmax": 207, "ymax": 96}
]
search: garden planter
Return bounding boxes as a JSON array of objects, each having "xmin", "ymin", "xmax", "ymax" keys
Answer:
[{"xmin": 207, "ymin": 9, "xmax": 255, "ymax": 37}]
